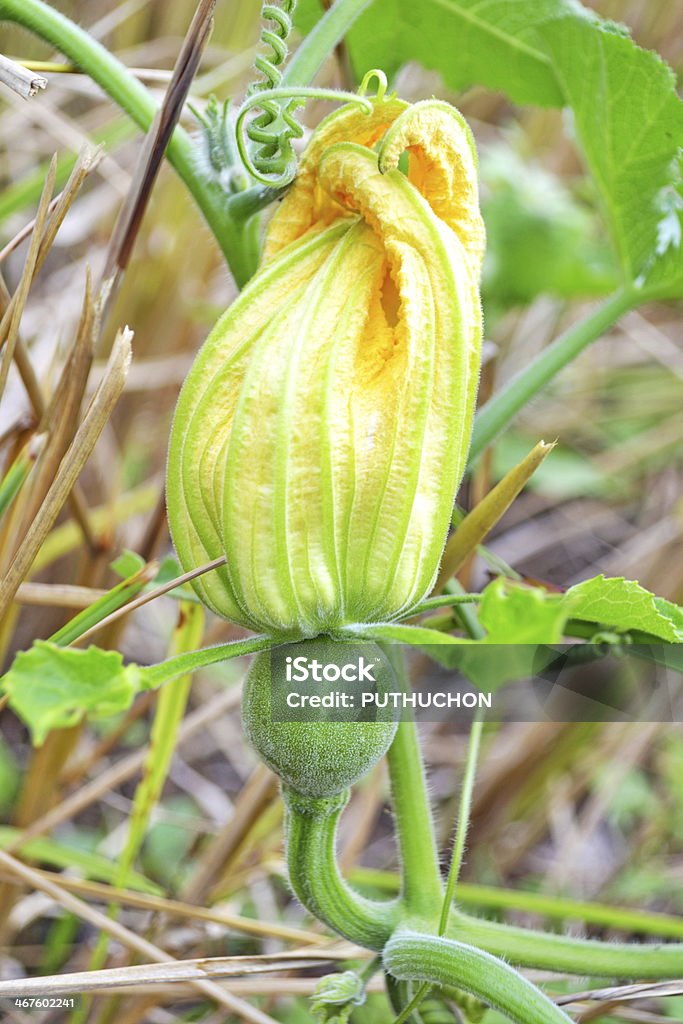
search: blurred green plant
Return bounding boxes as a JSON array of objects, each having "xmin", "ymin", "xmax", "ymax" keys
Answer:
[{"xmin": 481, "ymin": 147, "xmax": 617, "ymax": 315}]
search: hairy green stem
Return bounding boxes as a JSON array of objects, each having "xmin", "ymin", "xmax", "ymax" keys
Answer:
[
  {"xmin": 141, "ymin": 634, "xmax": 273, "ymax": 688},
  {"xmin": 283, "ymin": 787, "xmax": 399, "ymax": 950},
  {"xmin": 439, "ymin": 714, "xmax": 483, "ymax": 933},
  {"xmin": 470, "ymin": 286, "xmax": 635, "ymax": 459},
  {"xmin": 281, "ymin": 0, "xmax": 373, "ymax": 87},
  {"xmin": 454, "ymin": 912, "xmax": 683, "ymax": 978},
  {"xmin": 451, "ymin": 883, "xmax": 683, "ymax": 939},
  {"xmin": 350, "ymin": 870, "xmax": 683, "ymax": 941},
  {"xmin": 0, "ymin": 0, "xmax": 256, "ymax": 284},
  {"xmin": 384, "ymin": 649, "xmax": 442, "ymax": 916},
  {"xmin": 393, "ymin": 711, "xmax": 485, "ymax": 1023},
  {"xmin": 384, "ymin": 930, "xmax": 573, "ymax": 1024}
]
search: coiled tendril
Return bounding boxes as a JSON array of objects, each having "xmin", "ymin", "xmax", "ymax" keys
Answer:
[
  {"xmin": 236, "ymin": 2, "xmax": 383, "ymax": 188},
  {"xmin": 246, "ymin": 0, "xmax": 300, "ymax": 180}
]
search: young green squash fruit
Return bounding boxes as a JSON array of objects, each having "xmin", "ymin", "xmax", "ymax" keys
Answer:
[{"xmin": 242, "ymin": 638, "xmax": 398, "ymax": 798}]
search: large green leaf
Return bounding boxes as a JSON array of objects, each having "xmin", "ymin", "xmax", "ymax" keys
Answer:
[
  {"xmin": 297, "ymin": 0, "xmax": 579, "ymax": 105},
  {"xmin": 540, "ymin": 17, "xmax": 683, "ymax": 296},
  {"xmin": 297, "ymin": 0, "xmax": 683, "ymax": 296}
]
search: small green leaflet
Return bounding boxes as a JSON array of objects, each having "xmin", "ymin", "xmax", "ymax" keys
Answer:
[
  {"xmin": 1, "ymin": 634, "xmax": 272, "ymax": 746},
  {"xmin": 109, "ymin": 548, "xmax": 146, "ymax": 577},
  {"xmin": 415, "ymin": 575, "xmax": 682, "ymax": 684},
  {"xmin": 110, "ymin": 548, "xmax": 200, "ymax": 604},
  {"xmin": 417, "ymin": 578, "xmax": 570, "ymax": 686},
  {"xmin": 565, "ymin": 575, "xmax": 683, "ymax": 642},
  {"xmin": 297, "ymin": 0, "xmax": 683, "ymax": 296},
  {"xmin": 2, "ymin": 642, "xmax": 144, "ymax": 746},
  {"xmin": 449, "ymin": 578, "xmax": 569, "ymax": 687}
]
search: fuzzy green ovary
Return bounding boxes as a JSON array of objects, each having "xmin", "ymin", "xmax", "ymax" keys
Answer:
[{"xmin": 242, "ymin": 639, "xmax": 397, "ymax": 797}]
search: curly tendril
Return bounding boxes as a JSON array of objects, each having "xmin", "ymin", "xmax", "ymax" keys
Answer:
[
  {"xmin": 358, "ymin": 67, "xmax": 389, "ymax": 101},
  {"xmin": 239, "ymin": 2, "xmax": 389, "ymax": 186},
  {"xmin": 236, "ymin": 85, "xmax": 373, "ymax": 187},
  {"xmin": 244, "ymin": 0, "xmax": 301, "ymax": 183}
]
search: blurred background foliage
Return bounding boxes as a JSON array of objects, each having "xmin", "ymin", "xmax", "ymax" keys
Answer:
[{"xmin": 0, "ymin": 1, "xmax": 682, "ymax": 1021}]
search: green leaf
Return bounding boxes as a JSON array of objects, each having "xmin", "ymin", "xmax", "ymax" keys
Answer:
[
  {"xmin": 109, "ymin": 548, "xmax": 146, "ymax": 578},
  {"xmin": 50, "ymin": 561, "xmax": 157, "ymax": 647},
  {"xmin": 296, "ymin": 0, "xmax": 574, "ymax": 106},
  {"xmin": 1, "ymin": 633, "xmax": 272, "ymax": 747},
  {"xmin": 447, "ymin": 579, "xmax": 569, "ymax": 687},
  {"xmin": 565, "ymin": 575, "xmax": 683, "ymax": 641},
  {"xmin": 654, "ymin": 597, "xmax": 683, "ymax": 639},
  {"xmin": 415, "ymin": 579, "xmax": 569, "ymax": 685},
  {"xmin": 539, "ymin": 17, "xmax": 683, "ymax": 296},
  {"xmin": 1, "ymin": 642, "xmax": 143, "ymax": 746}
]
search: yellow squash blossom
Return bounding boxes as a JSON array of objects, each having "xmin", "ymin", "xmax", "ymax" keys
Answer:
[{"xmin": 167, "ymin": 96, "xmax": 484, "ymax": 638}]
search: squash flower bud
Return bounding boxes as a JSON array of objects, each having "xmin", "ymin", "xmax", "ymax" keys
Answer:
[{"xmin": 167, "ymin": 97, "xmax": 484, "ymax": 637}]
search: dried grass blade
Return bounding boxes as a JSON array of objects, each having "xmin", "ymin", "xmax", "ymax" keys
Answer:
[
  {"xmin": 0, "ymin": 328, "xmax": 132, "ymax": 617},
  {"xmin": 0, "ymin": 949, "xmax": 327, "ymax": 998},
  {"xmin": 7, "ymin": 687, "xmax": 239, "ymax": 849},
  {"xmin": 557, "ymin": 979, "xmax": 683, "ymax": 1006},
  {"xmin": 0, "ymin": 149, "xmax": 102, "ymax": 548},
  {"xmin": 0, "ymin": 192, "xmax": 61, "ymax": 264},
  {"xmin": 13, "ymin": 272, "xmax": 96, "ymax": 549},
  {"xmin": 0, "ymin": 147, "xmax": 100, "ymax": 372},
  {"xmin": 0, "ymin": 53, "xmax": 47, "ymax": 99},
  {"xmin": 0, "ymin": 156, "xmax": 56, "ymax": 397},
  {"xmin": 14, "ymin": 582, "xmax": 108, "ymax": 608},
  {"xmin": 0, "ymin": 866, "xmax": 321, "ymax": 944},
  {"xmin": 0, "ymin": 849, "xmax": 282, "ymax": 1023}
]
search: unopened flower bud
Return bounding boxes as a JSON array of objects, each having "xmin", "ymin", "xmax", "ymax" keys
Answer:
[{"xmin": 167, "ymin": 97, "xmax": 484, "ymax": 637}]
